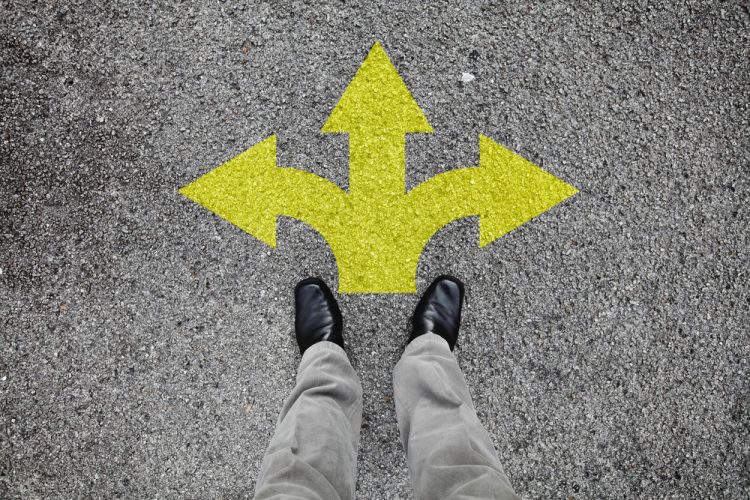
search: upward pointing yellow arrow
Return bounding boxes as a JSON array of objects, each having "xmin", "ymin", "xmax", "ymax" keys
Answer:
[
  {"xmin": 322, "ymin": 41, "xmax": 431, "ymax": 198},
  {"xmin": 179, "ymin": 42, "xmax": 578, "ymax": 293}
]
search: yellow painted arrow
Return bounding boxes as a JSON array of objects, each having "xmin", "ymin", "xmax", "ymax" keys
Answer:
[
  {"xmin": 322, "ymin": 41, "xmax": 432, "ymax": 199},
  {"xmin": 179, "ymin": 42, "xmax": 578, "ymax": 293}
]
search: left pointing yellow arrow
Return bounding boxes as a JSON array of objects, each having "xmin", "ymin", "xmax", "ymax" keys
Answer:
[{"xmin": 179, "ymin": 135, "xmax": 346, "ymax": 248}]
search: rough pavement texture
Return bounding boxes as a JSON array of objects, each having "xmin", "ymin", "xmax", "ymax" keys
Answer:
[{"xmin": 2, "ymin": 0, "xmax": 748, "ymax": 498}]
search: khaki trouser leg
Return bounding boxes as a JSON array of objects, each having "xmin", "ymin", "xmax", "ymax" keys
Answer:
[
  {"xmin": 254, "ymin": 341, "xmax": 362, "ymax": 500},
  {"xmin": 393, "ymin": 333, "xmax": 519, "ymax": 500}
]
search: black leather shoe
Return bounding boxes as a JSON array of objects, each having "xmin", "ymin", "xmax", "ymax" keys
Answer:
[
  {"xmin": 409, "ymin": 275, "xmax": 465, "ymax": 350},
  {"xmin": 295, "ymin": 277, "xmax": 344, "ymax": 355}
]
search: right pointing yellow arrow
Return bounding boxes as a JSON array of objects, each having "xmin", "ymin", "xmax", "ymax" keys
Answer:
[
  {"xmin": 179, "ymin": 42, "xmax": 578, "ymax": 293},
  {"xmin": 476, "ymin": 136, "xmax": 579, "ymax": 246},
  {"xmin": 407, "ymin": 135, "xmax": 579, "ymax": 249}
]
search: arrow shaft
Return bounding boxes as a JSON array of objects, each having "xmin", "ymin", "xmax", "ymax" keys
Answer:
[
  {"xmin": 348, "ymin": 132, "xmax": 406, "ymax": 199},
  {"xmin": 406, "ymin": 166, "xmax": 485, "ymax": 238},
  {"xmin": 272, "ymin": 167, "xmax": 347, "ymax": 238}
]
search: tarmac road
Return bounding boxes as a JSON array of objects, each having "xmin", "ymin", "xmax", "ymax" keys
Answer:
[{"xmin": 1, "ymin": 1, "xmax": 748, "ymax": 497}]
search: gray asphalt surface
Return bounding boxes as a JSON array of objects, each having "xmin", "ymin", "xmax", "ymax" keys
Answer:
[{"xmin": 2, "ymin": 1, "xmax": 749, "ymax": 498}]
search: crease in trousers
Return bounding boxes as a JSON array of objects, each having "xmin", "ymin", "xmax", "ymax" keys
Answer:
[{"xmin": 254, "ymin": 334, "xmax": 519, "ymax": 499}]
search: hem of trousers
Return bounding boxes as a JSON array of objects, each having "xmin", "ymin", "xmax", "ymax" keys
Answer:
[
  {"xmin": 403, "ymin": 332, "xmax": 450, "ymax": 354},
  {"xmin": 301, "ymin": 340, "xmax": 348, "ymax": 361}
]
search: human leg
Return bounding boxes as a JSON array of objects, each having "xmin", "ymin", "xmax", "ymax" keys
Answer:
[
  {"xmin": 254, "ymin": 341, "xmax": 362, "ymax": 499},
  {"xmin": 393, "ymin": 276, "xmax": 518, "ymax": 499},
  {"xmin": 254, "ymin": 278, "xmax": 362, "ymax": 499}
]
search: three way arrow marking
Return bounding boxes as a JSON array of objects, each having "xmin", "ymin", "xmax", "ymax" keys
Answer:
[{"xmin": 180, "ymin": 42, "xmax": 578, "ymax": 293}]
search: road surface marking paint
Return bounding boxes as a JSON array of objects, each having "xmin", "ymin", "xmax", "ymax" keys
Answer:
[{"xmin": 180, "ymin": 42, "xmax": 578, "ymax": 293}]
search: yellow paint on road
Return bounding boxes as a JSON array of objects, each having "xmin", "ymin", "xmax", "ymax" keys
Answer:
[{"xmin": 180, "ymin": 42, "xmax": 578, "ymax": 293}]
